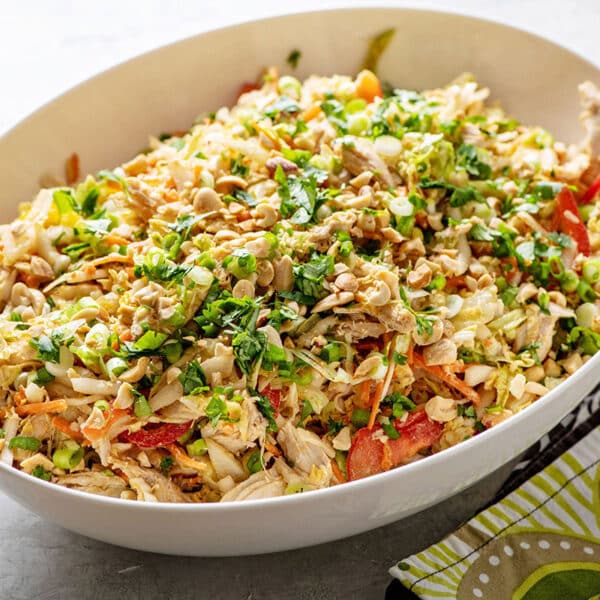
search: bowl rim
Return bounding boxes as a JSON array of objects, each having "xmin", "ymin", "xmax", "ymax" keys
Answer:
[{"xmin": 1, "ymin": 4, "xmax": 599, "ymax": 512}]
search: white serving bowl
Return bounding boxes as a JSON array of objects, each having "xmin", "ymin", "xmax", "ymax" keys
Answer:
[{"xmin": 1, "ymin": 7, "xmax": 599, "ymax": 557}]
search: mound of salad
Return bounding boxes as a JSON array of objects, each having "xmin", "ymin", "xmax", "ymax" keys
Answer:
[{"xmin": 2, "ymin": 61, "xmax": 600, "ymax": 503}]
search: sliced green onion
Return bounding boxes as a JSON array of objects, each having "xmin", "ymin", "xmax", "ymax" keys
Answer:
[
  {"xmin": 285, "ymin": 482, "xmax": 312, "ymax": 494},
  {"xmin": 560, "ymin": 269, "xmax": 579, "ymax": 293},
  {"xmin": 582, "ymin": 259, "xmax": 600, "ymax": 284},
  {"xmin": 579, "ymin": 204, "xmax": 594, "ymax": 223},
  {"xmin": 577, "ymin": 279, "xmax": 597, "ymax": 303},
  {"xmin": 351, "ymin": 408, "xmax": 370, "ymax": 427},
  {"xmin": 94, "ymin": 400, "xmax": 110, "ymax": 412},
  {"xmin": 277, "ymin": 76, "xmax": 302, "ymax": 100},
  {"xmin": 163, "ymin": 341, "xmax": 183, "ymax": 364},
  {"xmin": 106, "ymin": 357, "xmax": 129, "ymax": 377},
  {"xmin": 345, "ymin": 98, "xmax": 367, "ymax": 114},
  {"xmin": 52, "ymin": 441, "xmax": 84, "ymax": 470},
  {"xmin": 8, "ymin": 436, "xmax": 41, "ymax": 452},
  {"xmin": 348, "ymin": 113, "xmax": 369, "ymax": 136},
  {"xmin": 374, "ymin": 135, "xmax": 403, "ymax": 160},
  {"xmin": 186, "ymin": 439, "xmax": 208, "ymax": 457},
  {"xmin": 576, "ymin": 303, "xmax": 597, "ymax": 329},
  {"xmin": 133, "ymin": 392, "xmax": 152, "ymax": 418},
  {"xmin": 427, "ymin": 273, "xmax": 446, "ymax": 291},
  {"xmin": 320, "ymin": 343, "xmax": 341, "ymax": 363},
  {"xmin": 246, "ymin": 449, "xmax": 264, "ymax": 474}
]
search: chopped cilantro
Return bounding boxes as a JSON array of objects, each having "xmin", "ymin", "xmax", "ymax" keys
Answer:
[
  {"xmin": 29, "ymin": 334, "xmax": 62, "ymax": 363},
  {"xmin": 264, "ymin": 96, "xmax": 301, "ymax": 119},
  {"xmin": 32, "ymin": 465, "xmax": 52, "ymax": 481},
  {"xmin": 286, "ymin": 49, "xmax": 302, "ymax": 69},
  {"xmin": 291, "ymin": 253, "xmax": 334, "ymax": 305},
  {"xmin": 381, "ymin": 421, "xmax": 400, "ymax": 440},
  {"xmin": 456, "ymin": 144, "xmax": 492, "ymax": 179},
  {"xmin": 179, "ymin": 360, "xmax": 208, "ymax": 395},
  {"xmin": 160, "ymin": 455, "xmax": 174, "ymax": 475},
  {"xmin": 9, "ymin": 436, "xmax": 41, "ymax": 451},
  {"xmin": 419, "ymin": 177, "xmax": 484, "ymax": 207}
]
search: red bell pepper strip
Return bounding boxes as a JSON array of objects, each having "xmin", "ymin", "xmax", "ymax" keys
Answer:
[
  {"xmin": 552, "ymin": 186, "xmax": 591, "ymax": 256},
  {"xmin": 347, "ymin": 410, "xmax": 443, "ymax": 481},
  {"xmin": 120, "ymin": 421, "xmax": 192, "ymax": 448},
  {"xmin": 580, "ymin": 173, "xmax": 600, "ymax": 205},
  {"xmin": 262, "ymin": 386, "xmax": 281, "ymax": 417}
]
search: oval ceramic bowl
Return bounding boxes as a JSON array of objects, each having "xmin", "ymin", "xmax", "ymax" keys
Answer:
[{"xmin": 1, "ymin": 7, "xmax": 600, "ymax": 557}]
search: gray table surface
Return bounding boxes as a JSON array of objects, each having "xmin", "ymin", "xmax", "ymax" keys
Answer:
[{"xmin": 1, "ymin": 1, "xmax": 600, "ymax": 599}]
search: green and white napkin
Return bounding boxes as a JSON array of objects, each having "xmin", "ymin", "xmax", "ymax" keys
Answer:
[{"xmin": 391, "ymin": 421, "xmax": 600, "ymax": 599}]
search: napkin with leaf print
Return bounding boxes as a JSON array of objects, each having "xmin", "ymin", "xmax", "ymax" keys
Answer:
[{"xmin": 390, "ymin": 389, "xmax": 600, "ymax": 600}]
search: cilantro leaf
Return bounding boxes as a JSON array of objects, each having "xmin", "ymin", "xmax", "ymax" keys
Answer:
[
  {"xmin": 419, "ymin": 177, "xmax": 484, "ymax": 207},
  {"xmin": 286, "ymin": 49, "xmax": 301, "ymax": 69},
  {"xmin": 292, "ymin": 253, "xmax": 335, "ymax": 305},
  {"xmin": 457, "ymin": 144, "xmax": 492, "ymax": 179},
  {"xmin": 264, "ymin": 96, "xmax": 301, "ymax": 119},
  {"xmin": 179, "ymin": 360, "xmax": 208, "ymax": 395}
]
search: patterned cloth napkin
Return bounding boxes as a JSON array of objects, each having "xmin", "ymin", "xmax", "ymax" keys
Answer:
[{"xmin": 390, "ymin": 388, "xmax": 600, "ymax": 599}]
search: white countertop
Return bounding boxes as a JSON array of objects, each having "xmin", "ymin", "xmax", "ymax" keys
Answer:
[{"xmin": 1, "ymin": 2, "xmax": 599, "ymax": 598}]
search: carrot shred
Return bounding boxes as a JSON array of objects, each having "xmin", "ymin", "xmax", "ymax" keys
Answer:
[
  {"xmin": 356, "ymin": 380, "xmax": 372, "ymax": 408},
  {"xmin": 51, "ymin": 416, "xmax": 84, "ymax": 441},
  {"xmin": 331, "ymin": 459, "xmax": 347, "ymax": 483},
  {"xmin": 412, "ymin": 352, "xmax": 480, "ymax": 406},
  {"xmin": 16, "ymin": 399, "xmax": 68, "ymax": 416},
  {"xmin": 167, "ymin": 444, "xmax": 207, "ymax": 472},
  {"xmin": 355, "ymin": 69, "xmax": 383, "ymax": 102},
  {"xmin": 406, "ymin": 339, "xmax": 414, "ymax": 365},
  {"xmin": 300, "ymin": 104, "xmax": 321, "ymax": 122},
  {"xmin": 20, "ymin": 273, "xmax": 43, "ymax": 288},
  {"xmin": 104, "ymin": 234, "xmax": 129, "ymax": 246},
  {"xmin": 82, "ymin": 409, "xmax": 129, "ymax": 443},
  {"xmin": 264, "ymin": 442, "xmax": 281, "ymax": 457},
  {"xmin": 367, "ymin": 381, "xmax": 385, "ymax": 430}
]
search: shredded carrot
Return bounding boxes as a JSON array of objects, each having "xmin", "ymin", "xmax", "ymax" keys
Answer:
[
  {"xmin": 300, "ymin": 104, "xmax": 321, "ymax": 122},
  {"xmin": 406, "ymin": 339, "xmax": 414, "ymax": 365},
  {"xmin": 331, "ymin": 459, "xmax": 347, "ymax": 483},
  {"xmin": 16, "ymin": 399, "xmax": 68, "ymax": 416},
  {"xmin": 20, "ymin": 273, "xmax": 43, "ymax": 288},
  {"xmin": 65, "ymin": 152, "xmax": 80, "ymax": 185},
  {"xmin": 119, "ymin": 329, "xmax": 133, "ymax": 343},
  {"xmin": 357, "ymin": 380, "xmax": 372, "ymax": 408},
  {"xmin": 413, "ymin": 352, "xmax": 480, "ymax": 406},
  {"xmin": 355, "ymin": 69, "xmax": 383, "ymax": 102},
  {"xmin": 167, "ymin": 444, "xmax": 207, "ymax": 472},
  {"xmin": 366, "ymin": 380, "xmax": 385, "ymax": 429},
  {"xmin": 51, "ymin": 416, "xmax": 84, "ymax": 441},
  {"xmin": 264, "ymin": 442, "xmax": 281, "ymax": 457},
  {"xmin": 82, "ymin": 409, "xmax": 129, "ymax": 442},
  {"xmin": 104, "ymin": 233, "xmax": 129, "ymax": 246},
  {"xmin": 13, "ymin": 389, "xmax": 26, "ymax": 405},
  {"xmin": 501, "ymin": 257, "xmax": 520, "ymax": 285}
]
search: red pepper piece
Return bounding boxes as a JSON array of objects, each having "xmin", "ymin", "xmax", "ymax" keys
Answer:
[{"xmin": 120, "ymin": 421, "xmax": 192, "ymax": 448}]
